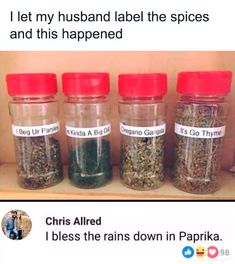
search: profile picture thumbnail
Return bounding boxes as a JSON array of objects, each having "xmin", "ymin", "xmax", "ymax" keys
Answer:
[{"xmin": 1, "ymin": 210, "xmax": 32, "ymax": 240}]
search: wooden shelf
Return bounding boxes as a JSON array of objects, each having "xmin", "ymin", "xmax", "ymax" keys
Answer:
[{"xmin": 0, "ymin": 164, "xmax": 235, "ymax": 200}]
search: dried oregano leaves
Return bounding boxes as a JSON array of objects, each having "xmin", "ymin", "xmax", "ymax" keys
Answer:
[
  {"xmin": 120, "ymin": 136, "xmax": 164, "ymax": 190},
  {"xmin": 68, "ymin": 139, "xmax": 112, "ymax": 188},
  {"xmin": 173, "ymin": 103, "xmax": 225, "ymax": 194},
  {"xmin": 15, "ymin": 136, "xmax": 63, "ymax": 189}
]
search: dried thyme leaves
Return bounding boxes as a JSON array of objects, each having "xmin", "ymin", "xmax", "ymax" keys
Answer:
[
  {"xmin": 120, "ymin": 136, "xmax": 164, "ymax": 190},
  {"xmin": 173, "ymin": 104, "xmax": 225, "ymax": 194},
  {"xmin": 15, "ymin": 136, "xmax": 63, "ymax": 189},
  {"xmin": 68, "ymin": 139, "xmax": 112, "ymax": 188}
]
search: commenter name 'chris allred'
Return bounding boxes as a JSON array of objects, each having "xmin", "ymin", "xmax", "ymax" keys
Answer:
[{"xmin": 46, "ymin": 216, "xmax": 102, "ymax": 226}]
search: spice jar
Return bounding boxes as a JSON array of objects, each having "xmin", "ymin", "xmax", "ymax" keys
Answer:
[
  {"xmin": 6, "ymin": 73, "xmax": 63, "ymax": 189},
  {"xmin": 62, "ymin": 73, "xmax": 112, "ymax": 188},
  {"xmin": 173, "ymin": 71, "xmax": 232, "ymax": 194},
  {"xmin": 119, "ymin": 73, "xmax": 167, "ymax": 190}
]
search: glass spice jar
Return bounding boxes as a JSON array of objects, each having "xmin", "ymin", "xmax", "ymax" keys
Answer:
[
  {"xmin": 62, "ymin": 73, "xmax": 112, "ymax": 188},
  {"xmin": 173, "ymin": 71, "xmax": 232, "ymax": 194},
  {"xmin": 6, "ymin": 73, "xmax": 64, "ymax": 189},
  {"xmin": 118, "ymin": 73, "xmax": 167, "ymax": 190}
]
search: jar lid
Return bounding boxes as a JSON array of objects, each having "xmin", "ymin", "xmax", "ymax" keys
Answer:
[
  {"xmin": 118, "ymin": 73, "xmax": 167, "ymax": 97},
  {"xmin": 177, "ymin": 71, "xmax": 232, "ymax": 95},
  {"xmin": 62, "ymin": 73, "xmax": 110, "ymax": 95},
  {"xmin": 6, "ymin": 73, "xmax": 57, "ymax": 96}
]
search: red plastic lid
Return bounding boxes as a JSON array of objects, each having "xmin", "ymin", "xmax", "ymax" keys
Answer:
[
  {"xmin": 62, "ymin": 73, "xmax": 110, "ymax": 95},
  {"xmin": 6, "ymin": 73, "xmax": 57, "ymax": 96},
  {"xmin": 177, "ymin": 71, "xmax": 232, "ymax": 95},
  {"xmin": 118, "ymin": 73, "xmax": 167, "ymax": 97}
]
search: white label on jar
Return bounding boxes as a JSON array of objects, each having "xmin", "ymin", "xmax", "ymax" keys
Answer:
[
  {"xmin": 120, "ymin": 123, "xmax": 166, "ymax": 137},
  {"xmin": 174, "ymin": 123, "xmax": 226, "ymax": 138},
  {"xmin": 12, "ymin": 122, "xmax": 60, "ymax": 137},
  {"xmin": 66, "ymin": 124, "xmax": 111, "ymax": 138}
]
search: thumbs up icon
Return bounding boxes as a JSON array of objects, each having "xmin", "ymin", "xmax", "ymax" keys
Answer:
[{"xmin": 182, "ymin": 246, "xmax": 195, "ymax": 258}]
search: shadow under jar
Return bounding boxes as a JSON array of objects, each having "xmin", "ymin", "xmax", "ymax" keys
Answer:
[
  {"xmin": 62, "ymin": 73, "xmax": 112, "ymax": 189},
  {"xmin": 6, "ymin": 73, "xmax": 63, "ymax": 189},
  {"xmin": 173, "ymin": 71, "xmax": 232, "ymax": 194},
  {"xmin": 118, "ymin": 73, "xmax": 167, "ymax": 191}
]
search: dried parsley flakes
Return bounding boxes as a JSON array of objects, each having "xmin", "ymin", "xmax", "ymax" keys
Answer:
[{"xmin": 15, "ymin": 136, "xmax": 63, "ymax": 189}]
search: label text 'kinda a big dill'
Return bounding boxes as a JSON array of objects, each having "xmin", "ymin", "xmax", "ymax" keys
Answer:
[{"xmin": 66, "ymin": 125, "xmax": 111, "ymax": 138}]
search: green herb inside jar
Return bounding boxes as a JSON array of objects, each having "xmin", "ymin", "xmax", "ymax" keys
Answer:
[{"xmin": 68, "ymin": 139, "xmax": 112, "ymax": 188}]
